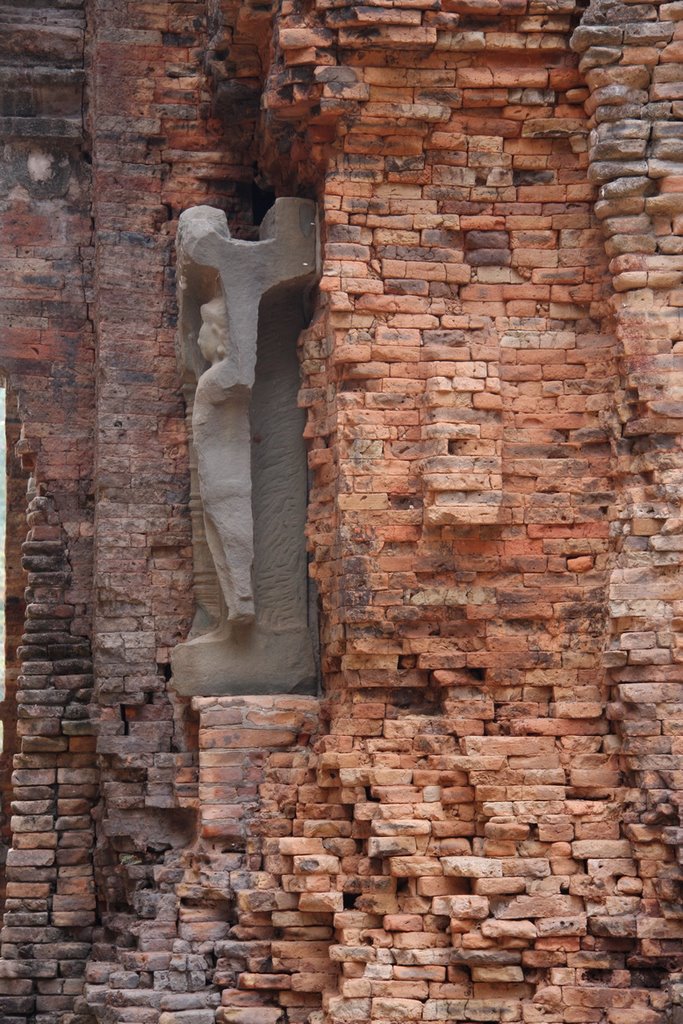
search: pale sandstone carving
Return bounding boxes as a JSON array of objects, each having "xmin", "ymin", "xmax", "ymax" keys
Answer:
[
  {"xmin": 194, "ymin": 295, "xmax": 254, "ymax": 624},
  {"xmin": 173, "ymin": 198, "xmax": 318, "ymax": 696}
]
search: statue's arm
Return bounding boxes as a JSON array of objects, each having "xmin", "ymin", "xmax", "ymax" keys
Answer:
[{"xmin": 198, "ymin": 360, "xmax": 246, "ymax": 405}]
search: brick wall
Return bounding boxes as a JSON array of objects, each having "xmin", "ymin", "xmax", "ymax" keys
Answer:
[
  {"xmin": 0, "ymin": 2, "xmax": 98, "ymax": 1021},
  {"xmin": 0, "ymin": 1, "xmax": 680, "ymax": 1023}
]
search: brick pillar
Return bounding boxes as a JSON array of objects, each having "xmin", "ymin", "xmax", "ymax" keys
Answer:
[
  {"xmin": 0, "ymin": 1, "xmax": 97, "ymax": 1021},
  {"xmin": 572, "ymin": 0, "xmax": 683, "ymax": 973},
  {"xmin": 0, "ymin": 393, "xmax": 27, "ymax": 918}
]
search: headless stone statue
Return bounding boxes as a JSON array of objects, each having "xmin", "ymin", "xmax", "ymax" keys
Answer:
[{"xmin": 172, "ymin": 199, "xmax": 318, "ymax": 696}]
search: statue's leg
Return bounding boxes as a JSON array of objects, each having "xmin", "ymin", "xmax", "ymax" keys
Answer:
[
  {"xmin": 203, "ymin": 510, "xmax": 255, "ymax": 624},
  {"xmin": 194, "ymin": 386, "xmax": 255, "ymax": 624}
]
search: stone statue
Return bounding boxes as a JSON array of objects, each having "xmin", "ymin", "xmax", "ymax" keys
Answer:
[
  {"xmin": 172, "ymin": 198, "xmax": 319, "ymax": 696},
  {"xmin": 194, "ymin": 296, "xmax": 254, "ymax": 625}
]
